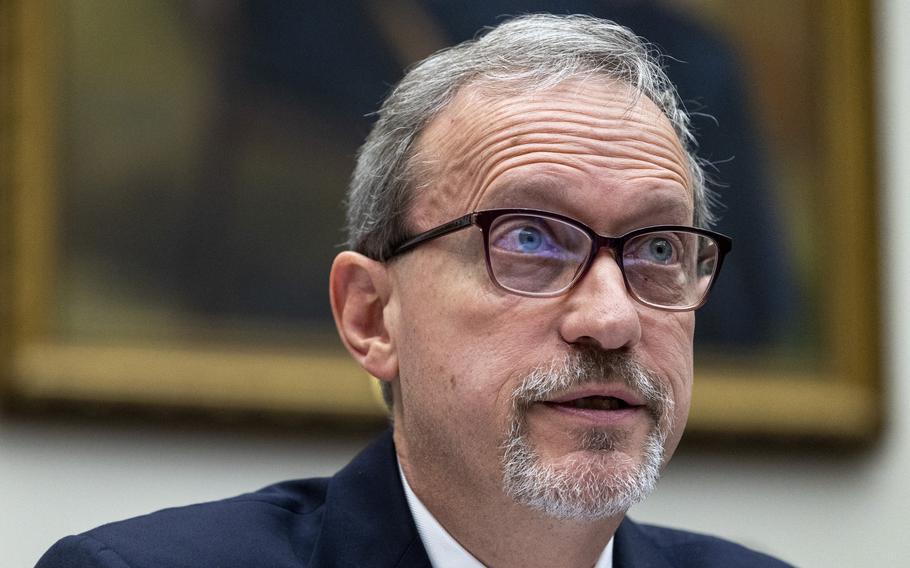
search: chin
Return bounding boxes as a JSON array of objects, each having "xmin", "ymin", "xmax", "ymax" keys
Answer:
[{"xmin": 501, "ymin": 428, "xmax": 665, "ymax": 521}]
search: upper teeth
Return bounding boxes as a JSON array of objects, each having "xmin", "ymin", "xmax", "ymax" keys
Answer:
[{"xmin": 569, "ymin": 396, "xmax": 625, "ymax": 410}]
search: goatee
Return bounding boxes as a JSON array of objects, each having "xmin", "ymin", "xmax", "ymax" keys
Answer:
[{"xmin": 501, "ymin": 347, "xmax": 674, "ymax": 520}]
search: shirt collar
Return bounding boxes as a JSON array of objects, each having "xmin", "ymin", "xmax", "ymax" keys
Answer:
[{"xmin": 398, "ymin": 462, "xmax": 614, "ymax": 568}]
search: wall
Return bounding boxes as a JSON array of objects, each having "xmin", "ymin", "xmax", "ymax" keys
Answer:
[{"xmin": 3, "ymin": 1, "xmax": 908, "ymax": 565}]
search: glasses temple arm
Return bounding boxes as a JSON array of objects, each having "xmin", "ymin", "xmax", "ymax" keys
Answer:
[{"xmin": 387, "ymin": 213, "xmax": 476, "ymax": 258}]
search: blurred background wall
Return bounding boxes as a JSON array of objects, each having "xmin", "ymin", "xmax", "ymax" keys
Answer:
[{"xmin": 2, "ymin": 0, "xmax": 908, "ymax": 566}]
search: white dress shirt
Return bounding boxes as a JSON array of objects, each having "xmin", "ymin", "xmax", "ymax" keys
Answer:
[{"xmin": 399, "ymin": 464, "xmax": 614, "ymax": 568}]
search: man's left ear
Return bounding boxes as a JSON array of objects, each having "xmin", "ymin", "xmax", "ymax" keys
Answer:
[{"xmin": 329, "ymin": 251, "xmax": 398, "ymax": 381}]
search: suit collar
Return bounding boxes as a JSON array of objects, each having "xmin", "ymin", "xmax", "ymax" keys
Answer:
[
  {"xmin": 309, "ymin": 429, "xmax": 432, "ymax": 567},
  {"xmin": 309, "ymin": 430, "xmax": 669, "ymax": 568}
]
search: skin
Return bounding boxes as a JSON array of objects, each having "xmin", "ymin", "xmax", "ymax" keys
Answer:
[{"xmin": 331, "ymin": 77, "xmax": 695, "ymax": 568}]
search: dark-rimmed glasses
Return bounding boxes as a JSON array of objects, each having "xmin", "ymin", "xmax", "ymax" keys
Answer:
[{"xmin": 386, "ymin": 208, "xmax": 732, "ymax": 312}]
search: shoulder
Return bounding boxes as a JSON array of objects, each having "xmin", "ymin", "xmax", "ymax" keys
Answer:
[
  {"xmin": 35, "ymin": 478, "xmax": 330, "ymax": 568},
  {"xmin": 616, "ymin": 518, "xmax": 794, "ymax": 568}
]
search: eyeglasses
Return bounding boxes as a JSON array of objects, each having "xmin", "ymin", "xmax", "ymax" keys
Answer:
[{"xmin": 386, "ymin": 208, "xmax": 732, "ymax": 311}]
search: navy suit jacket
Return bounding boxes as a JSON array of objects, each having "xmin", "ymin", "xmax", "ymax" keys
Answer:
[{"xmin": 37, "ymin": 431, "xmax": 792, "ymax": 567}]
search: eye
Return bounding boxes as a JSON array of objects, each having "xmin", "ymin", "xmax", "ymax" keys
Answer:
[
  {"xmin": 493, "ymin": 222, "xmax": 559, "ymax": 255},
  {"xmin": 647, "ymin": 237, "xmax": 674, "ymax": 263},
  {"xmin": 489, "ymin": 214, "xmax": 589, "ymax": 262},
  {"xmin": 624, "ymin": 233, "xmax": 682, "ymax": 266},
  {"xmin": 515, "ymin": 226, "xmax": 544, "ymax": 251}
]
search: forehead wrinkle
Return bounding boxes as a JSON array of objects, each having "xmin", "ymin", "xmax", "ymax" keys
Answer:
[
  {"xmin": 462, "ymin": 102, "xmax": 684, "ymax": 152},
  {"xmin": 480, "ymin": 130, "xmax": 689, "ymax": 176},
  {"xmin": 450, "ymin": 112, "xmax": 686, "ymax": 185},
  {"xmin": 491, "ymin": 85, "xmax": 685, "ymax": 149},
  {"xmin": 427, "ymin": 75, "xmax": 684, "ymax": 149},
  {"xmin": 518, "ymin": 112, "xmax": 688, "ymax": 175},
  {"xmin": 414, "ymin": 81, "xmax": 690, "ymax": 224},
  {"xmin": 463, "ymin": 130, "xmax": 689, "ymax": 209},
  {"xmin": 429, "ymin": 89, "xmax": 684, "ymax": 161},
  {"xmin": 478, "ymin": 150, "xmax": 687, "ymax": 198},
  {"xmin": 480, "ymin": 168, "xmax": 692, "ymax": 229},
  {"xmin": 473, "ymin": 114, "xmax": 685, "ymax": 160}
]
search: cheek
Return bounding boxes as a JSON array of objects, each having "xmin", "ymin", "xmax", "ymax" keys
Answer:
[
  {"xmin": 392, "ymin": 258, "xmax": 478, "ymax": 364},
  {"xmin": 638, "ymin": 310, "xmax": 694, "ymax": 418},
  {"xmin": 392, "ymin": 253, "xmax": 556, "ymax": 417}
]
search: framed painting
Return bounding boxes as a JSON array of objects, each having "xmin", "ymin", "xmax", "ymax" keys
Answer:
[{"xmin": 1, "ymin": 0, "xmax": 879, "ymax": 440}]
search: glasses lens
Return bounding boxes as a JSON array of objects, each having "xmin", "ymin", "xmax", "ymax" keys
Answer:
[
  {"xmin": 487, "ymin": 214, "xmax": 590, "ymax": 294},
  {"xmin": 623, "ymin": 231, "xmax": 719, "ymax": 308}
]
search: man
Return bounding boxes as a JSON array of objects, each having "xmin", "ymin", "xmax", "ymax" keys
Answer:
[{"xmin": 38, "ymin": 14, "xmax": 791, "ymax": 567}]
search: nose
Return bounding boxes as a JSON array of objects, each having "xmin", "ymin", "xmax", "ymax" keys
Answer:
[{"xmin": 557, "ymin": 251, "xmax": 642, "ymax": 350}]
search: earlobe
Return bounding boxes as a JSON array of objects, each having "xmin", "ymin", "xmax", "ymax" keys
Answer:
[{"xmin": 329, "ymin": 251, "xmax": 399, "ymax": 381}]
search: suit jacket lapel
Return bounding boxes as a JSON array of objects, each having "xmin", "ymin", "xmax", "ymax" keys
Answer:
[
  {"xmin": 309, "ymin": 430, "xmax": 432, "ymax": 567},
  {"xmin": 613, "ymin": 517, "xmax": 675, "ymax": 568}
]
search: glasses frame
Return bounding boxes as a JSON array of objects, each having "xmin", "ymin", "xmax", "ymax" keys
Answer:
[{"xmin": 387, "ymin": 208, "xmax": 732, "ymax": 312}]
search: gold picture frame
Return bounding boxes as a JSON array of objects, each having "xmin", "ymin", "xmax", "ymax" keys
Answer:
[{"xmin": 1, "ymin": 1, "xmax": 880, "ymax": 440}]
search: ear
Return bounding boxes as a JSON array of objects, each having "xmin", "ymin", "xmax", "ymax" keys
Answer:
[{"xmin": 329, "ymin": 251, "xmax": 398, "ymax": 381}]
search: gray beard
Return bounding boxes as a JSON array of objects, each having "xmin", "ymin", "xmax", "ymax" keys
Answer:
[{"xmin": 501, "ymin": 348, "xmax": 674, "ymax": 520}]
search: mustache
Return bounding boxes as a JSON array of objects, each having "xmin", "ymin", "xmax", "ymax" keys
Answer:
[{"xmin": 510, "ymin": 347, "xmax": 673, "ymax": 424}]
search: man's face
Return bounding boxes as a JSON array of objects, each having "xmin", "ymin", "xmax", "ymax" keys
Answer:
[{"xmin": 386, "ymin": 78, "xmax": 695, "ymax": 518}]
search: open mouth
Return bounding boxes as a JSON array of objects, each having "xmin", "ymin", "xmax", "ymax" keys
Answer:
[{"xmin": 547, "ymin": 395, "xmax": 636, "ymax": 411}]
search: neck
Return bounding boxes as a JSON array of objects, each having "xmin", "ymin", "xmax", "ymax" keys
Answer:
[{"xmin": 394, "ymin": 428, "xmax": 622, "ymax": 568}]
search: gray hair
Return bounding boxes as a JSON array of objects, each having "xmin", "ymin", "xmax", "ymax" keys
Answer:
[{"xmin": 346, "ymin": 13, "xmax": 715, "ymax": 261}]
